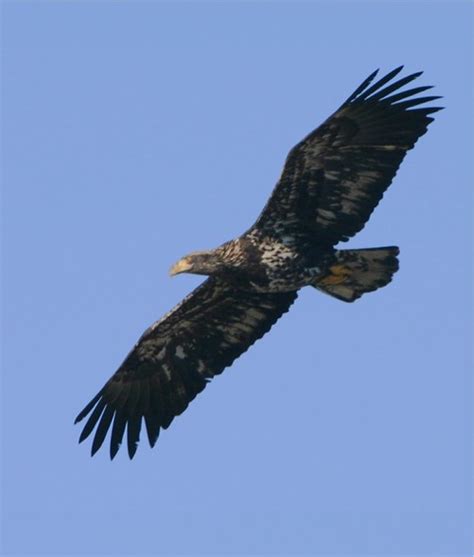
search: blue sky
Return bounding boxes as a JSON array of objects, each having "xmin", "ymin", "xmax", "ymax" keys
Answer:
[{"xmin": 2, "ymin": 1, "xmax": 473, "ymax": 555}]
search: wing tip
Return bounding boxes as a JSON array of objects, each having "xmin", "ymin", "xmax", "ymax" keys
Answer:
[
  {"xmin": 343, "ymin": 68, "xmax": 379, "ymax": 104},
  {"xmin": 74, "ymin": 391, "xmax": 102, "ymax": 424},
  {"xmin": 78, "ymin": 429, "xmax": 89, "ymax": 444},
  {"xmin": 340, "ymin": 66, "xmax": 443, "ymax": 122},
  {"xmin": 347, "ymin": 66, "xmax": 439, "ymax": 107},
  {"xmin": 128, "ymin": 443, "xmax": 138, "ymax": 460},
  {"xmin": 370, "ymin": 67, "xmax": 380, "ymax": 79},
  {"xmin": 90, "ymin": 442, "xmax": 102, "ymax": 457}
]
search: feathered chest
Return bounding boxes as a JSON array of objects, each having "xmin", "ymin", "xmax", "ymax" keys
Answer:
[{"xmin": 225, "ymin": 235, "xmax": 334, "ymax": 293}]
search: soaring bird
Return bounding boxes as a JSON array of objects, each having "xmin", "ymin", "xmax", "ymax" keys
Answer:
[{"xmin": 75, "ymin": 66, "xmax": 442, "ymax": 459}]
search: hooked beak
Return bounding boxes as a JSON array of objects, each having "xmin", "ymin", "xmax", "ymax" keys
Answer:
[{"xmin": 169, "ymin": 258, "xmax": 193, "ymax": 277}]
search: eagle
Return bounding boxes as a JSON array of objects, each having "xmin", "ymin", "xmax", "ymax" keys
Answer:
[{"xmin": 75, "ymin": 66, "xmax": 442, "ymax": 459}]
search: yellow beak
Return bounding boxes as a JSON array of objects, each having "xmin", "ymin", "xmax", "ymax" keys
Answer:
[{"xmin": 169, "ymin": 258, "xmax": 193, "ymax": 277}]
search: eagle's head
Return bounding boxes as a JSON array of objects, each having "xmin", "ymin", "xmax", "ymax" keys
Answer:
[{"xmin": 169, "ymin": 250, "xmax": 224, "ymax": 277}]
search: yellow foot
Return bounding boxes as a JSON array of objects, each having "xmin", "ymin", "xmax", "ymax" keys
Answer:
[{"xmin": 317, "ymin": 264, "xmax": 352, "ymax": 286}]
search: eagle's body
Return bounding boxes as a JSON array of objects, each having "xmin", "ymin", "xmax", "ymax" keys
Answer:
[
  {"xmin": 192, "ymin": 232, "xmax": 335, "ymax": 293},
  {"xmin": 76, "ymin": 67, "xmax": 442, "ymax": 459}
]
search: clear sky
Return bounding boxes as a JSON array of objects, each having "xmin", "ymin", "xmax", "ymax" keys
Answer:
[{"xmin": 2, "ymin": 1, "xmax": 473, "ymax": 556}]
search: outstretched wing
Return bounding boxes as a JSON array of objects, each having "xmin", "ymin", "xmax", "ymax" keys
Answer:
[
  {"xmin": 254, "ymin": 66, "xmax": 443, "ymax": 246},
  {"xmin": 75, "ymin": 278, "xmax": 297, "ymax": 459}
]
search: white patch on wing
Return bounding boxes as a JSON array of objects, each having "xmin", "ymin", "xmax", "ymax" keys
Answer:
[
  {"xmin": 318, "ymin": 208, "xmax": 336, "ymax": 220},
  {"xmin": 376, "ymin": 144, "xmax": 404, "ymax": 151},
  {"xmin": 197, "ymin": 360, "xmax": 206, "ymax": 373},
  {"xmin": 175, "ymin": 345, "xmax": 186, "ymax": 359},
  {"xmin": 234, "ymin": 322, "xmax": 253, "ymax": 334},
  {"xmin": 214, "ymin": 323, "xmax": 242, "ymax": 344},
  {"xmin": 223, "ymin": 330, "xmax": 243, "ymax": 344},
  {"xmin": 162, "ymin": 364, "xmax": 172, "ymax": 380},
  {"xmin": 324, "ymin": 170, "xmax": 340, "ymax": 181},
  {"xmin": 359, "ymin": 170, "xmax": 380, "ymax": 180},
  {"xmin": 247, "ymin": 308, "xmax": 265, "ymax": 320}
]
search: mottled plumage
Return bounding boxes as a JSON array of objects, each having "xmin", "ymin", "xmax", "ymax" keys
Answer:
[
  {"xmin": 76, "ymin": 67, "xmax": 442, "ymax": 458},
  {"xmin": 77, "ymin": 279, "xmax": 296, "ymax": 459}
]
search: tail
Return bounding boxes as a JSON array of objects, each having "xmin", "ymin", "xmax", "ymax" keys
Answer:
[{"xmin": 314, "ymin": 247, "xmax": 399, "ymax": 302}]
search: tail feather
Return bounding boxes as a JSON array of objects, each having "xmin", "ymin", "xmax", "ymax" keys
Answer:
[{"xmin": 314, "ymin": 246, "xmax": 399, "ymax": 302}]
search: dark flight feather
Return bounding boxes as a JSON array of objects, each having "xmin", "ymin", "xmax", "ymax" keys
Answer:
[
  {"xmin": 76, "ymin": 278, "xmax": 297, "ymax": 458},
  {"xmin": 254, "ymin": 67, "xmax": 443, "ymax": 245}
]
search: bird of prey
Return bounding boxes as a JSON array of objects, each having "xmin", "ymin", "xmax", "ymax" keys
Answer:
[{"xmin": 75, "ymin": 66, "xmax": 442, "ymax": 459}]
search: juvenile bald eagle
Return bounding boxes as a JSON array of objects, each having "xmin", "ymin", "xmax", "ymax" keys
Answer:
[{"xmin": 76, "ymin": 67, "xmax": 442, "ymax": 459}]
